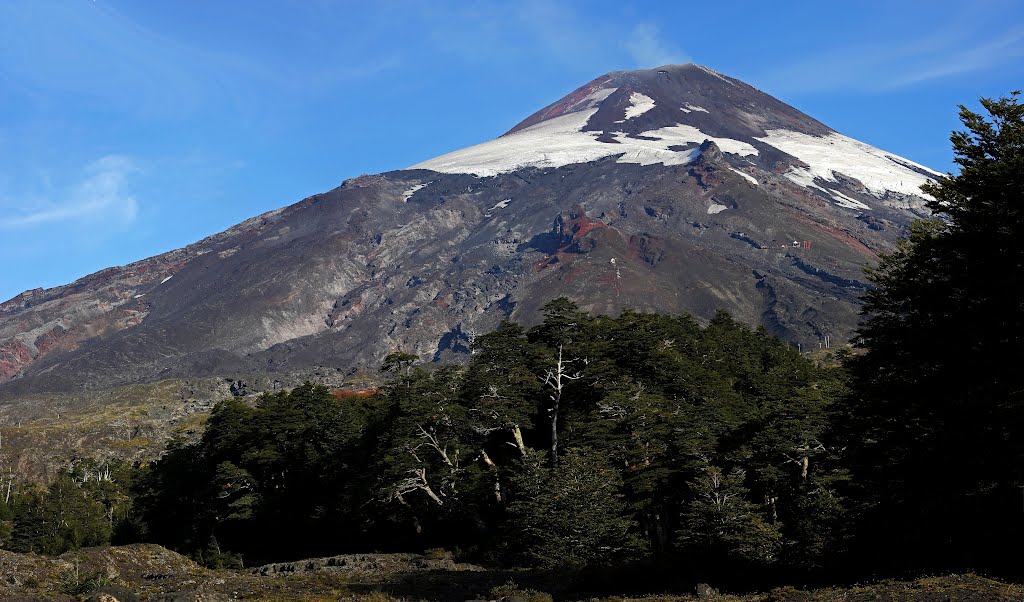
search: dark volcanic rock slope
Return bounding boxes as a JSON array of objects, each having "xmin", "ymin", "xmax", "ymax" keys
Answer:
[{"xmin": 0, "ymin": 64, "xmax": 937, "ymax": 395}]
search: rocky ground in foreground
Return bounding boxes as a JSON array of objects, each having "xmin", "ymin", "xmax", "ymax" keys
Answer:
[{"xmin": 0, "ymin": 544, "xmax": 1019, "ymax": 602}]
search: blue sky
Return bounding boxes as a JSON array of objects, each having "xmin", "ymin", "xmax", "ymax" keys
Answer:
[{"xmin": 1, "ymin": 0, "xmax": 1022, "ymax": 302}]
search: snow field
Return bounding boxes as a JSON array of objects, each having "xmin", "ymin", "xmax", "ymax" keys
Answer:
[
  {"xmin": 412, "ymin": 88, "xmax": 758, "ymax": 177},
  {"xmin": 411, "ymin": 88, "xmax": 938, "ymax": 209},
  {"xmin": 755, "ymin": 130, "xmax": 939, "ymax": 199}
]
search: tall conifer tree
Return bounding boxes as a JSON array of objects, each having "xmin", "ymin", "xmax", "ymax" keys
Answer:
[{"xmin": 844, "ymin": 92, "xmax": 1023, "ymax": 574}]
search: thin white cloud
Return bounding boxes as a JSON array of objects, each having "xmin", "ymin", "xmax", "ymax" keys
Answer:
[
  {"xmin": 891, "ymin": 27, "xmax": 1024, "ymax": 88},
  {"xmin": 625, "ymin": 23, "xmax": 690, "ymax": 69},
  {"xmin": 0, "ymin": 3, "xmax": 402, "ymax": 120},
  {"xmin": 763, "ymin": 24, "xmax": 1024, "ymax": 95},
  {"xmin": 421, "ymin": 2, "xmax": 607, "ymax": 70},
  {"xmin": 0, "ymin": 155, "xmax": 139, "ymax": 229},
  {"xmin": 419, "ymin": 5, "xmax": 692, "ymax": 75}
]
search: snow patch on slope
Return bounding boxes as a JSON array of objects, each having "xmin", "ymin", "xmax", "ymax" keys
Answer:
[
  {"xmin": 755, "ymin": 130, "xmax": 939, "ymax": 198},
  {"xmin": 610, "ymin": 139, "xmax": 702, "ymax": 167},
  {"xmin": 401, "ymin": 183, "xmax": 428, "ymax": 202},
  {"xmin": 624, "ymin": 92, "xmax": 656, "ymax": 119},
  {"xmin": 682, "ymin": 103, "xmax": 709, "ymax": 113},
  {"xmin": 784, "ymin": 165, "xmax": 873, "ymax": 210},
  {"xmin": 731, "ymin": 168, "xmax": 758, "ymax": 186},
  {"xmin": 708, "ymin": 203, "xmax": 728, "ymax": 214},
  {"xmin": 642, "ymin": 124, "xmax": 758, "ymax": 157},
  {"xmin": 829, "ymin": 189, "xmax": 871, "ymax": 210},
  {"xmin": 412, "ymin": 106, "xmax": 620, "ymax": 176},
  {"xmin": 565, "ymin": 84, "xmax": 617, "ymax": 112}
]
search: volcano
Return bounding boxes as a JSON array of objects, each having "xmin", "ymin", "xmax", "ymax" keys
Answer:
[{"xmin": 0, "ymin": 64, "xmax": 938, "ymax": 398}]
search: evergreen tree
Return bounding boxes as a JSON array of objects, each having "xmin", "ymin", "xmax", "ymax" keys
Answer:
[
  {"xmin": 577, "ymin": 380, "xmax": 678, "ymax": 555},
  {"xmin": 678, "ymin": 464, "xmax": 781, "ymax": 566},
  {"xmin": 461, "ymin": 321, "xmax": 542, "ymax": 461},
  {"xmin": 504, "ymin": 448, "xmax": 642, "ymax": 568},
  {"xmin": 529, "ymin": 298, "xmax": 593, "ymax": 467},
  {"xmin": 527, "ymin": 297, "xmax": 592, "ymax": 350},
  {"xmin": 134, "ymin": 382, "xmax": 375, "ymax": 563},
  {"xmin": 8, "ymin": 474, "xmax": 111, "ymax": 555},
  {"xmin": 843, "ymin": 92, "xmax": 1023, "ymax": 574},
  {"xmin": 125, "ymin": 303, "xmax": 847, "ymax": 574},
  {"xmin": 372, "ymin": 365, "xmax": 492, "ymax": 545}
]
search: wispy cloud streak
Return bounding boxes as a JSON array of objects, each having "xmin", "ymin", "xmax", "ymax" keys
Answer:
[
  {"xmin": 764, "ymin": 24, "xmax": 1024, "ymax": 94},
  {"xmin": 418, "ymin": 4, "xmax": 691, "ymax": 75},
  {"xmin": 0, "ymin": 155, "xmax": 139, "ymax": 229}
]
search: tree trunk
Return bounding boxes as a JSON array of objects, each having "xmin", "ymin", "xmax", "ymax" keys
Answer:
[
  {"xmin": 480, "ymin": 450, "xmax": 496, "ymax": 467},
  {"xmin": 481, "ymin": 450, "xmax": 503, "ymax": 503},
  {"xmin": 542, "ymin": 344, "xmax": 580, "ymax": 468},
  {"xmin": 422, "ymin": 484, "xmax": 444, "ymax": 506},
  {"xmin": 550, "ymin": 404, "xmax": 559, "ymax": 467},
  {"xmin": 512, "ymin": 425, "xmax": 527, "ymax": 457}
]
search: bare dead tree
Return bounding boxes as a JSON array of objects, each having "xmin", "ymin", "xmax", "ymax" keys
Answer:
[
  {"xmin": 479, "ymin": 450, "xmax": 503, "ymax": 503},
  {"xmin": 412, "ymin": 423, "xmax": 456, "ymax": 469},
  {"xmin": 783, "ymin": 442, "xmax": 827, "ymax": 480},
  {"xmin": 0, "ymin": 430, "xmax": 16, "ymax": 505},
  {"xmin": 541, "ymin": 344, "xmax": 582, "ymax": 467},
  {"xmin": 703, "ymin": 468, "xmax": 738, "ymax": 509},
  {"xmin": 391, "ymin": 467, "xmax": 444, "ymax": 506},
  {"xmin": 389, "ymin": 417, "xmax": 463, "ymax": 508}
]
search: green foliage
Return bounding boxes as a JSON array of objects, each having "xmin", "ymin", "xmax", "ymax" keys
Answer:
[
  {"xmin": 462, "ymin": 321, "xmax": 542, "ymax": 440},
  {"xmin": 123, "ymin": 300, "xmax": 846, "ymax": 575},
  {"xmin": 134, "ymin": 382, "xmax": 378, "ymax": 563},
  {"xmin": 489, "ymin": 580, "xmax": 554, "ymax": 602},
  {"xmin": 528, "ymin": 297, "xmax": 592, "ymax": 349},
  {"xmin": 843, "ymin": 92, "xmax": 1024, "ymax": 574},
  {"xmin": 197, "ymin": 536, "xmax": 245, "ymax": 569},
  {"xmin": 678, "ymin": 464, "xmax": 781, "ymax": 565},
  {"xmin": 506, "ymin": 449, "xmax": 643, "ymax": 568},
  {"xmin": 8, "ymin": 474, "xmax": 112, "ymax": 555},
  {"xmin": 381, "ymin": 351, "xmax": 420, "ymax": 375},
  {"xmin": 58, "ymin": 563, "xmax": 111, "ymax": 596},
  {"xmin": 370, "ymin": 365, "xmax": 486, "ymax": 539}
]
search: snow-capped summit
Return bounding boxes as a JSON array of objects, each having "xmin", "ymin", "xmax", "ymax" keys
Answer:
[
  {"xmin": 2, "ymin": 64, "xmax": 941, "ymax": 411},
  {"xmin": 414, "ymin": 64, "xmax": 939, "ymax": 204}
]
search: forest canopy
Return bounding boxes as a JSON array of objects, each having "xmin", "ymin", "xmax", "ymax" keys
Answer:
[{"xmin": 128, "ymin": 305, "xmax": 851, "ymax": 576}]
